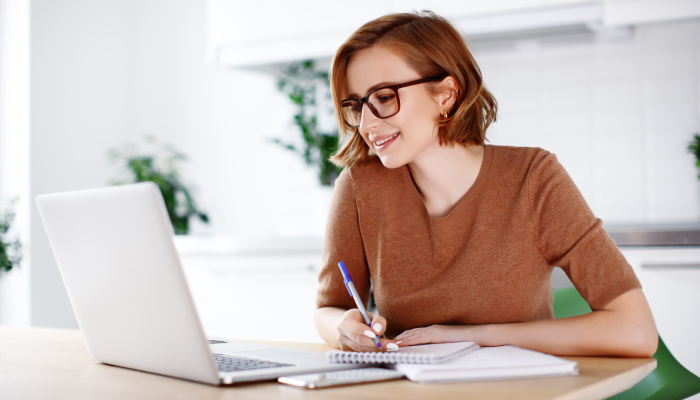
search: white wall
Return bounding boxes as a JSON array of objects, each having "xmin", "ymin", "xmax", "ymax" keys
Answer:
[
  {"xmin": 127, "ymin": 0, "xmax": 330, "ymax": 239},
  {"xmin": 30, "ymin": 0, "xmax": 136, "ymax": 328},
  {"xmin": 0, "ymin": 0, "xmax": 30, "ymax": 326},
  {"xmin": 476, "ymin": 19, "xmax": 700, "ymax": 224},
  {"xmin": 28, "ymin": 0, "xmax": 329, "ymax": 328}
]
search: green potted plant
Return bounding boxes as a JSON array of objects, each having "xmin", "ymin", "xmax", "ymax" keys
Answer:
[
  {"xmin": 688, "ymin": 133, "xmax": 700, "ymax": 178},
  {"xmin": 273, "ymin": 60, "xmax": 342, "ymax": 186},
  {"xmin": 109, "ymin": 136, "xmax": 209, "ymax": 235},
  {"xmin": 0, "ymin": 199, "xmax": 22, "ymax": 278}
]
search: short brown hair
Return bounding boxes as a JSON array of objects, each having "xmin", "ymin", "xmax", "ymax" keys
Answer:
[{"xmin": 329, "ymin": 10, "xmax": 497, "ymax": 167}]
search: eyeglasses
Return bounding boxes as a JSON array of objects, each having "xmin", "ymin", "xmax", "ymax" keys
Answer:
[{"xmin": 340, "ymin": 73, "xmax": 449, "ymax": 128}]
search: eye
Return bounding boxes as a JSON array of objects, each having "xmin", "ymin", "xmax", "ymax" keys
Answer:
[
  {"xmin": 377, "ymin": 94, "xmax": 395, "ymax": 103},
  {"xmin": 370, "ymin": 88, "xmax": 396, "ymax": 105}
]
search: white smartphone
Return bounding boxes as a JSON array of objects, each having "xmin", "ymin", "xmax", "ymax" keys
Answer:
[{"xmin": 278, "ymin": 367, "xmax": 405, "ymax": 389}]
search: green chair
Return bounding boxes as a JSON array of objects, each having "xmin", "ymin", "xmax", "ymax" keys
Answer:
[{"xmin": 553, "ymin": 287, "xmax": 700, "ymax": 400}]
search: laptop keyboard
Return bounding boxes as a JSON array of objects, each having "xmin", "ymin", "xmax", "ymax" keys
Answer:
[{"xmin": 212, "ymin": 353, "xmax": 294, "ymax": 372}]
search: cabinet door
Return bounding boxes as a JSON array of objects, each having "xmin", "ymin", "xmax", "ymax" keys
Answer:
[
  {"xmin": 388, "ymin": 0, "xmax": 590, "ymax": 16},
  {"xmin": 209, "ymin": 0, "xmax": 588, "ymax": 45},
  {"xmin": 209, "ymin": 0, "xmax": 385, "ymax": 66},
  {"xmin": 208, "ymin": 0, "xmax": 603, "ymax": 67},
  {"xmin": 181, "ymin": 254, "xmax": 323, "ymax": 343},
  {"xmin": 619, "ymin": 247, "xmax": 700, "ymax": 377},
  {"xmin": 209, "ymin": 0, "xmax": 383, "ymax": 44},
  {"xmin": 603, "ymin": 0, "xmax": 700, "ymax": 26}
]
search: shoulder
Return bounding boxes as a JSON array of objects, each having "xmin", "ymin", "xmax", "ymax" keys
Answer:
[
  {"xmin": 487, "ymin": 145, "xmax": 558, "ymax": 181},
  {"xmin": 501, "ymin": 146, "xmax": 582, "ymax": 210},
  {"xmin": 489, "ymin": 144, "xmax": 551, "ymax": 165}
]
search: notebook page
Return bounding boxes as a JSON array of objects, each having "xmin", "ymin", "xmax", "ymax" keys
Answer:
[
  {"xmin": 394, "ymin": 346, "xmax": 578, "ymax": 381},
  {"xmin": 394, "ymin": 342, "xmax": 477, "ymax": 358},
  {"xmin": 431, "ymin": 346, "xmax": 576, "ymax": 370}
]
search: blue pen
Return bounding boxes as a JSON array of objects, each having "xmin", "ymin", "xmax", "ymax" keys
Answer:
[{"xmin": 337, "ymin": 261, "xmax": 382, "ymax": 350}]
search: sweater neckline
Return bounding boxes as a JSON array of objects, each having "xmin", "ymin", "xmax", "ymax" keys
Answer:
[{"xmin": 401, "ymin": 144, "xmax": 494, "ymax": 226}]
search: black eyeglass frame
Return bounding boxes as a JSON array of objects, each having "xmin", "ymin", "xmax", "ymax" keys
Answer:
[{"xmin": 340, "ymin": 73, "xmax": 450, "ymax": 128}]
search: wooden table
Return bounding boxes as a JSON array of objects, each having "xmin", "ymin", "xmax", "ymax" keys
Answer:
[{"xmin": 0, "ymin": 327, "xmax": 656, "ymax": 400}]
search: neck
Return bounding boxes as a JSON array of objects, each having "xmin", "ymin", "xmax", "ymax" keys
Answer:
[{"xmin": 407, "ymin": 141, "xmax": 485, "ymax": 218}]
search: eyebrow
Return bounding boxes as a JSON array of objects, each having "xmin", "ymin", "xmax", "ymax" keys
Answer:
[{"xmin": 348, "ymin": 81, "xmax": 398, "ymax": 99}]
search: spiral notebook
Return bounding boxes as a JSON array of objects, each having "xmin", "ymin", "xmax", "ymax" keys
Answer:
[
  {"xmin": 326, "ymin": 342, "xmax": 479, "ymax": 364},
  {"xmin": 391, "ymin": 345, "xmax": 579, "ymax": 382}
]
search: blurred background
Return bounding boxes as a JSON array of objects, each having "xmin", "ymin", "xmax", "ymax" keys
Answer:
[{"xmin": 0, "ymin": 0, "xmax": 699, "ymax": 377}]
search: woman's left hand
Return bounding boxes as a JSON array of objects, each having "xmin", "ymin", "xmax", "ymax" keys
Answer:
[{"xmin": 393, "ymin": 324, "xmax": 483, "ymax": 347}]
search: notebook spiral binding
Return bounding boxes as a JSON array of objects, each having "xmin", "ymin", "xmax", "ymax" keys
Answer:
[{"xmin": 326, "ymin": 351, "xmax": 438, "ymax": 364}]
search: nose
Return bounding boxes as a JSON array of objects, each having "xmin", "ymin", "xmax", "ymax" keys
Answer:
[{"xmin": 358, "ymin": 102, "xmax": 381, "ymax": 134}]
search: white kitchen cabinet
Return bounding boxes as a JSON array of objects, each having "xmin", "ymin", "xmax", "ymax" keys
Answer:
[
  {"xmin": 174, "ymin": 236, "xmax": 325, "ymax": 343},
  {"xmin": 180, "ymin": 257, "xmax": 323, "ymax": 343},
  {"xmin": 618, "ymin": 247, "xmax": 700, "ymax": 377},
  {"xmin": 208, "ymin": 0, "xmax": 384, "ymax": 67},
  {"xmin": 603, "ymin": 0, "xmax": 700, "ymax": 26},
  {"xmin": 388, "ymin": 0, "xmax": 592, "ymax": 16},
  {"xmin": 208, "ymin": 0, "xmax": 700, "ymax": 68},
  {"xmin": 207, "ymin": 0, "xmax": 602, "ymax": 68}
]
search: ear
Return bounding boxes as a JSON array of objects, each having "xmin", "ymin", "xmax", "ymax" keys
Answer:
[{"xmin": 435, "ymin": 76, "xmax": 459, "ymax": 111}]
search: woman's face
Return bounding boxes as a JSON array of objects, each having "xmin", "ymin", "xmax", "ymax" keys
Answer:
[{"xmin": 345, "ymin": 45, "xmax": 443, "ymax": 169}]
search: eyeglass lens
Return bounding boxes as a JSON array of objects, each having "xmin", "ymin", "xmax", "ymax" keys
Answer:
[{"xmin": 342, "ymin": 87, "xmax": 398, "ymax": 127}]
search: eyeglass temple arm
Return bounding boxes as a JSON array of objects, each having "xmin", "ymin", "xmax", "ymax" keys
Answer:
[{"xmin": 395, "ymin": 73, "xmax": 450, "ymax": 89}]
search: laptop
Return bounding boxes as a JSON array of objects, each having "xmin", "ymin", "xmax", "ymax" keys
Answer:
[{"xmin": 36, "ymin": 182, "xmax": 363, "ymax": 385}]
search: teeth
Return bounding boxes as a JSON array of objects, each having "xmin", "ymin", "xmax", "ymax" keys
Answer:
[{"xmin": 375, "ymin": 133, "xmax": 398, "ymax": 146}]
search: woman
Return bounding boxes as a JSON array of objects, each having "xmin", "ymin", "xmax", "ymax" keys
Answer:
[{"xmin": 314, "ymin": 11, "xmax": 658, "ymax": 357}]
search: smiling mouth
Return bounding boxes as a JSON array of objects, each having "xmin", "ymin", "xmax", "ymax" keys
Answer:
[{"xmin": 374, "ymin": 132, "xmax": 400, "ymax": 147}]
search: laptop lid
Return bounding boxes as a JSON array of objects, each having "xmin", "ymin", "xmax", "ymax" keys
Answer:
[{"xmin": 36, "ymin": 182, "xmax": 220, "ymax": 385}]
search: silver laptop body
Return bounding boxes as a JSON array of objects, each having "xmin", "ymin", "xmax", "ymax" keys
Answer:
[{"xmin": 36, "ymin": 182, "xmax": 361, "ymax": 385}]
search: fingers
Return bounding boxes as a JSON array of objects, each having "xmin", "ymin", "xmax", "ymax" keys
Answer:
[
  {"xmin": 340, "ymin": 327, "xmax": 379, "ymax": 350},
  {"xmin": 369, "ymin": 314, "xmax": 387, "ymax": 337},
  {"xmin": 393, "ymin": 334, "xmax": 424, "ymax": 347},
  {"xmin": 337, "ymin": 331, "xmax": 384, "ymax": 352},
  {"xmin": 393, "ymin": 327, "xmax": 422, "ymax": 341},
  {"xmin": 393, "ymin": 333, "xmax": 421, "ymax": 347},
  {"xmin": 366, "ymin": 314, "xmax": 400, "ymax": 351},
  {"xmin": 381, "ymin": 338, "xmax": 399, "ymax": 351},
  {"xmin": 338, "ymin": 333, "xmax": 398, "ymax": 352},
  {"xmin": 337, "ymin": 309, "xmax": 382, "ymax": 351},
  {"xmin": 337, "ymin": 309, "xmax": 397, "ymax": 352},
  {"xmin": 393, "ymin": 327, "xmax": 436, "ymax": 347},
  {"xmin": 393, "ymin": 325, "xmax": 467, "ymax": 347}
]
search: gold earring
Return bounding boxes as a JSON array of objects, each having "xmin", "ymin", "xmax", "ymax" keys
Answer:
[{"xmin": 442, "ymin": 110, "xmax": 449, "ymax": 119}]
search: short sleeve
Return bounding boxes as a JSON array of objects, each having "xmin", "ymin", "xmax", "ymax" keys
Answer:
[
  {"xmin": 316, "ymin": 168, "xmax": 371, "ymax": 310},
  {"xmin": 527, "ymin": 151, "xmax": 641, "ymax": 310}
]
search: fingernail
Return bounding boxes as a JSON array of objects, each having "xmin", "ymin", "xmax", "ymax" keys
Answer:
[
  {"xmin": 363, "ymin": 330, "xmax": 377, "ymax": 339},
  {"xmin": 396, "ymin": 341, "xmax": 402, "ymax": 344},
  {"xmin": 372, "ymin": 323, "xmax": 382, "ymax": 333},
  {"xmin": 386, "ymin": 343, "xmax": 399, "ymax": 351}
]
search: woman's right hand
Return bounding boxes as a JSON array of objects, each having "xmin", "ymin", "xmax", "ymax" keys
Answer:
[{"xmin": 336, "ymin": 309, "xmax": 398, "ymax": 352}]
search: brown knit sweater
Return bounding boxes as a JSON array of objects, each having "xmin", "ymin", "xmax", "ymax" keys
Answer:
[{"xmin": 316, "ymin": 145, "xmax": 641, "ymax": 339}]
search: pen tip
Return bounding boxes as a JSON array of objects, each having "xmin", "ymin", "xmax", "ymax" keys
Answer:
[{"xmin": 377, "ymin": 343, "xmax": 382, "ymax": 349}]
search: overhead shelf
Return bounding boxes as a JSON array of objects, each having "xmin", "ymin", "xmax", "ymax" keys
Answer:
[{"xmin": 210, "ymin": 0, "xmax": 700, "ymax": 69}]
